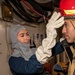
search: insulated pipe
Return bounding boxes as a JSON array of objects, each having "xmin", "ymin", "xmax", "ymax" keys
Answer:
[
  {"xmin": 10, "ymin": 0, "xmax": 44, "ymax": 23},
  {"xmin": 4, "ymin": 0, "xmax": 33, "ymax": 22},
  {"xmin": 21, "ymin": 0, "xmax": 49, "ymax": 20},
  {"xmin": 4, "ymin": 0, "xmax": 44, "ymax": 23}
]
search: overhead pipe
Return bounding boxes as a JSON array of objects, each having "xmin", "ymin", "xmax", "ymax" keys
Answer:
[
  {"xmin": 4, "ymin": 0, "xmax": 44, "ymax": 23},
  {"xmin": 4, "ymin": 0, "xmax": 33, "ymax": 22},
  {"xmin": 9, "ymin": 0, "xmax": 33, "ymax": 21},
  {"xmin": 10, "ymin": 0, "xmax": 43, "ymax": 23},
  {"xmin": 21, "ymin": 0, "xmax": 49, "ymax": 20}
]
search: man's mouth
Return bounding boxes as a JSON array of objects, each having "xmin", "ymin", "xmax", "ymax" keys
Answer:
[{"xmin": 63, "ymin": 34, "xmax": 69, "ymax": 39}]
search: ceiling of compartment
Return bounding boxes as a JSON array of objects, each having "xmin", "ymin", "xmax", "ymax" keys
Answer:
[{"xmin": 2, "ymin": 0, "xmax": 61, "ymax": 23}]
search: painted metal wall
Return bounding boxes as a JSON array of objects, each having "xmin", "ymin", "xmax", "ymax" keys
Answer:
[{"xmin": 0, "ymin": 21, "xmax": 12, "ymax": 75}]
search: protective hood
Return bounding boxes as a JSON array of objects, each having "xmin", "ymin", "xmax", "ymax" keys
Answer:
[{"xmin": 9, "ymin": 24, "xmax": 33, "ymax": 60}]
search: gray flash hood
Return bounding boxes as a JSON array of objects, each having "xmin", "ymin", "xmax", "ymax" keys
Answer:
[{"xmin": 9, "ymin": 24, "xmax": 33, "ymax": 60}]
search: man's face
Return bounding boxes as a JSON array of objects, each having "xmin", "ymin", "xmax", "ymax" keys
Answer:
[
  {"xmin": 17, "ymin": 29, "xmax": 30, "ymax": 44},
  {"xmin": 62, "ymin": 20, "xmax": 75, "ymax": 43}
]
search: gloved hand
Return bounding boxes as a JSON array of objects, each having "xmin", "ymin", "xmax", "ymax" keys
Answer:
[
  {"xmin": 46, "ymin": 11, "xmax": 64, "ymax": 38},
  {"xmin": 35, "ymin": 12, "xmax": 64, "ymax": 64}
]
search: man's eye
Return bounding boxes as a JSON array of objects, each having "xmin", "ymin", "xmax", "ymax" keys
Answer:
[
  {"xmin": 64, "ymin": 22, "xmax": 68, "ymax": 26},
  {"xmin": 64, "ymin": 22, "xmax": 67, "ymax": 25}
]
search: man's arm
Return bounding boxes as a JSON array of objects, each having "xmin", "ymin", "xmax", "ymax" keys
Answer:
[{"xmin": 52, "ymin": 42, "xmax": 64, "ymax": 56}]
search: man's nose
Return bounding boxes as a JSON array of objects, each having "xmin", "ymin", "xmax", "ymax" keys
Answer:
[{"xmin": 62, "ymin": 25, "xmax": 66, "ymax": 34}]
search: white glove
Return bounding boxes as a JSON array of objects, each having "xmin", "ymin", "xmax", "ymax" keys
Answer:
[
  {"xmin": 46, "ymin": 11, "xmax": 64, "ymax": 38},
  {"xmin": 35, "ymin": 12, "xmax": 64, "ymax": 64}
]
